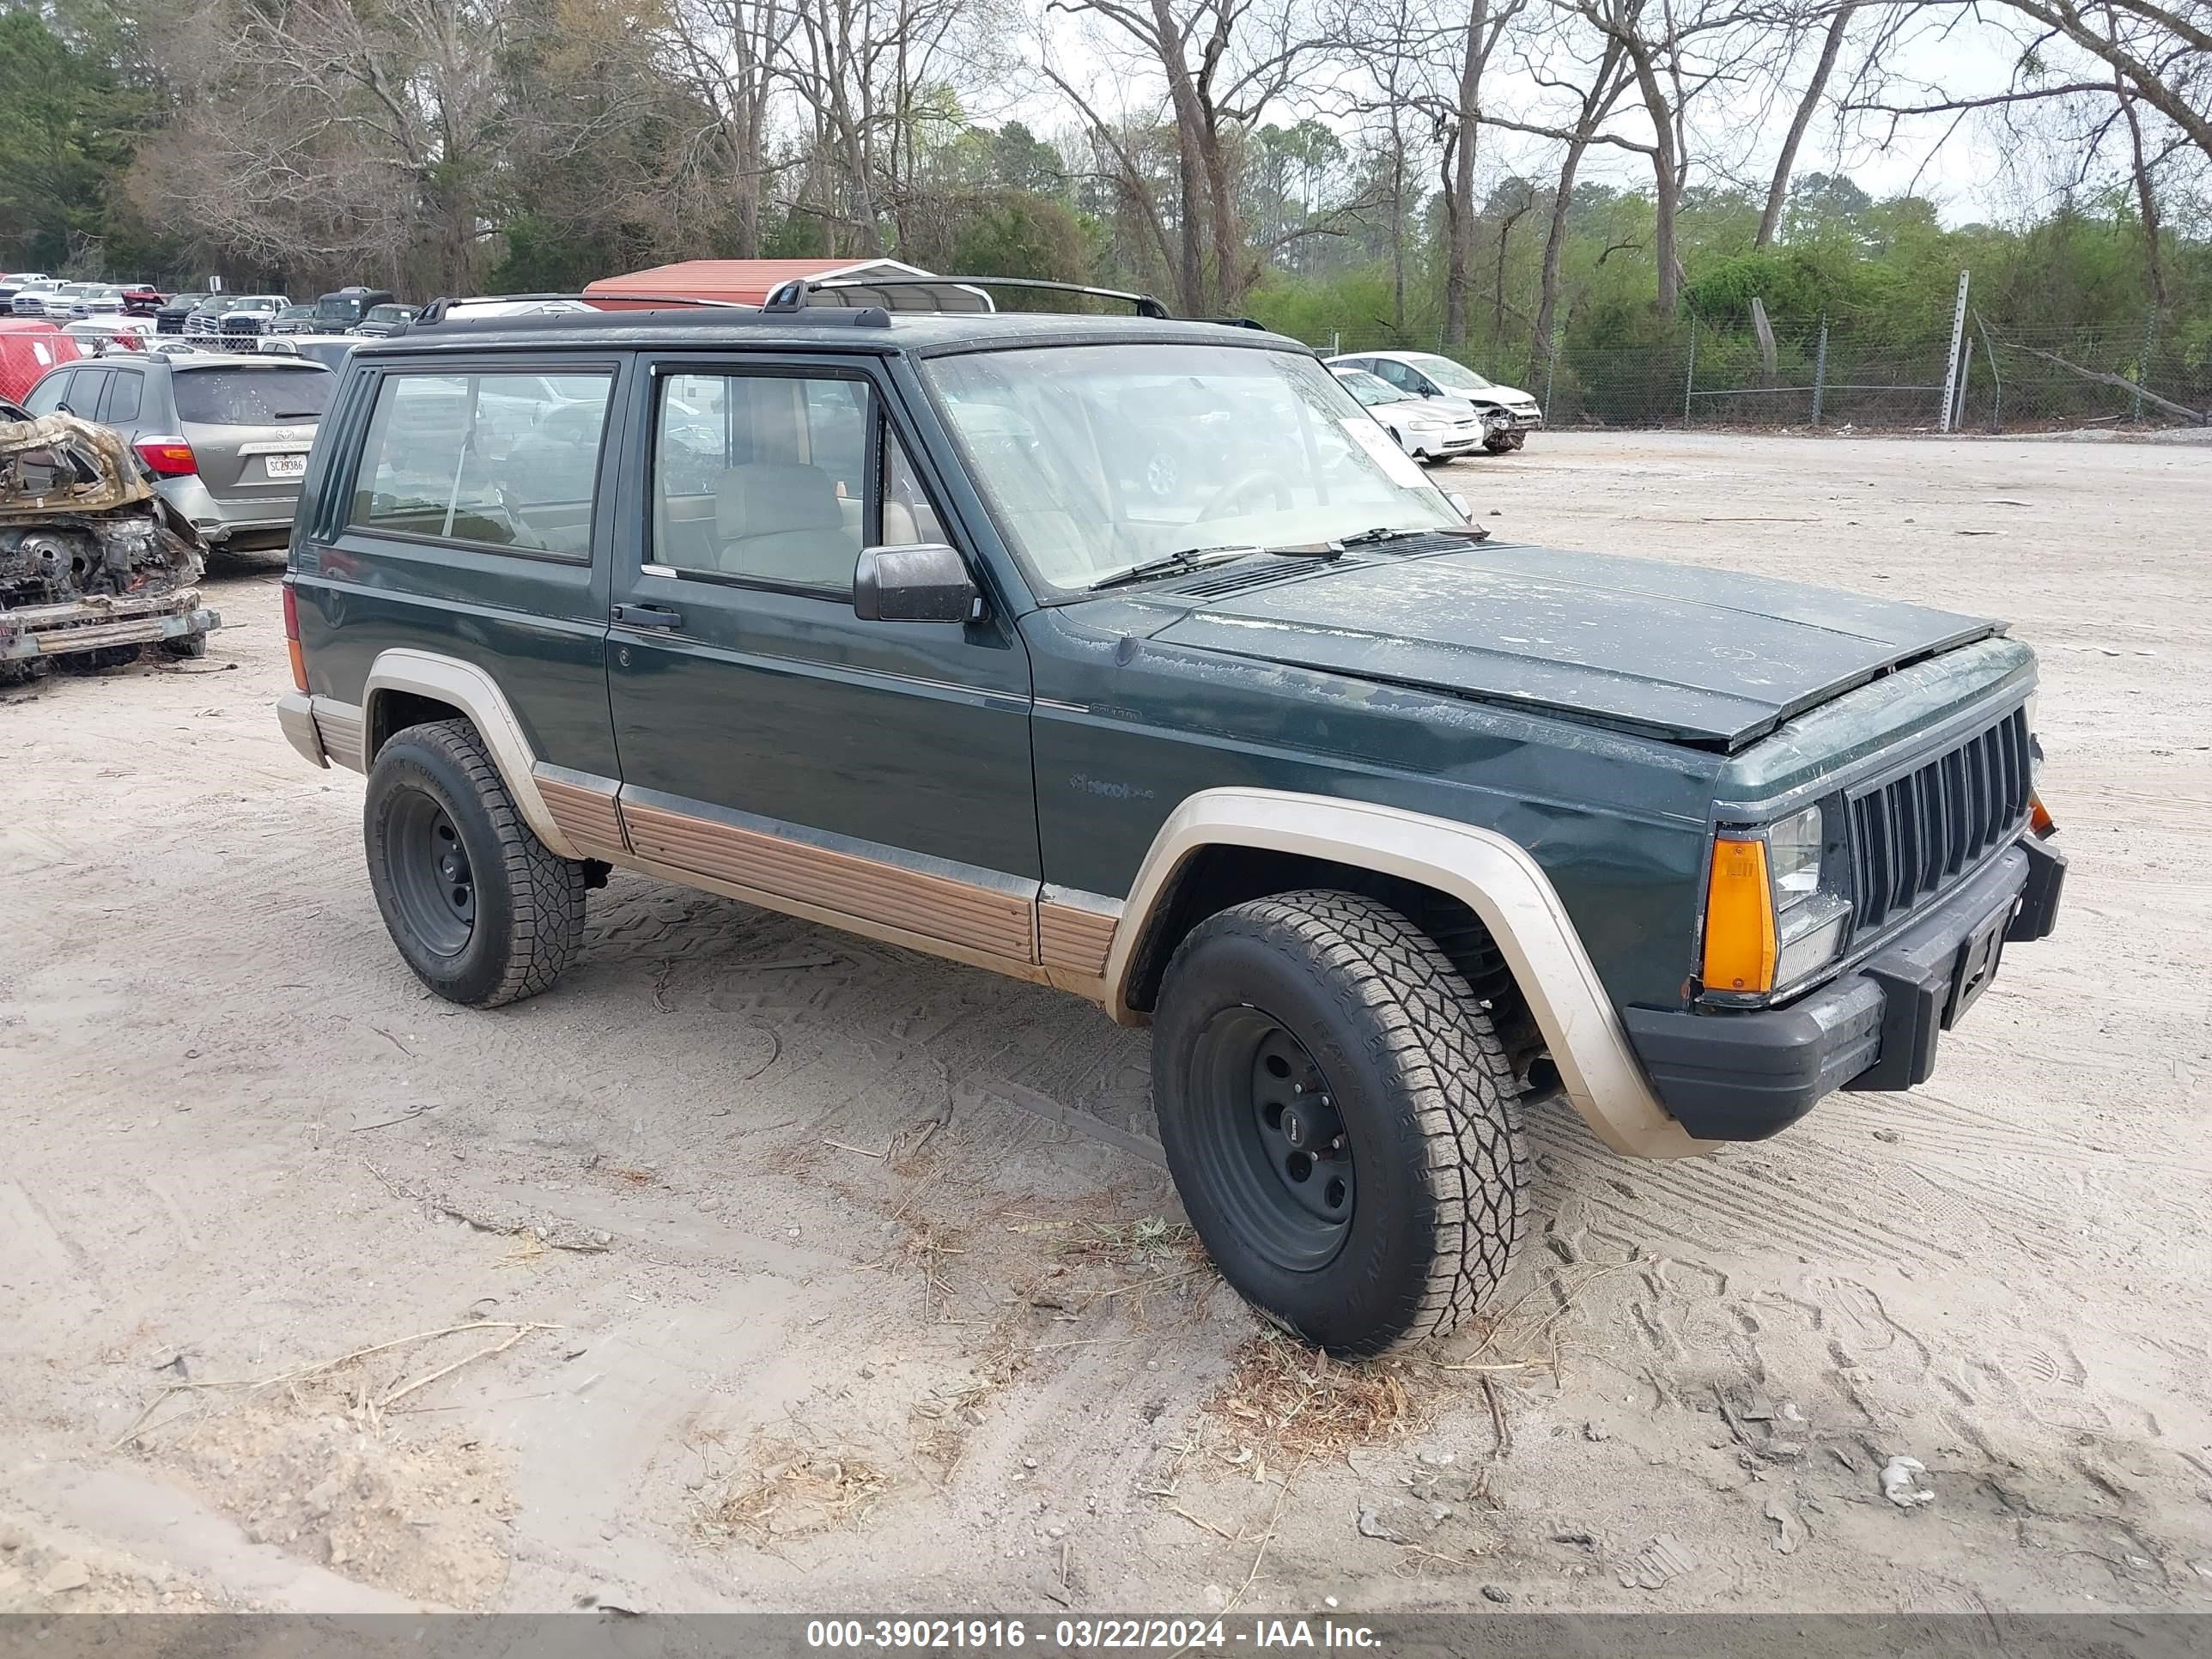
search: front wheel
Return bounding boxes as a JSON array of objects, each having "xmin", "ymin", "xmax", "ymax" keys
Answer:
[
  {"xmin": 364, "ymin": 718, "xmax": 587, "ymax": 1006},
  {"xmin": 1152, "ymin": 890, "xmax": 1527, "ymax": 1355}
]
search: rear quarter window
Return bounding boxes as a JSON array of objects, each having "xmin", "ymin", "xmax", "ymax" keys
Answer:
[
  {"xmin": 173, "ymin": 366, "xmax": 333, "ymax": 425},
  {"xmin": 347, "ymin": 369, "xmax": 614, "ymax": 559}
]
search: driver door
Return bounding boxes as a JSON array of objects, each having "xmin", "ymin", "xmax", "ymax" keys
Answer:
[{"xmin": 605, "ymin": 356, "xmax": 1041, "ymax": 968}]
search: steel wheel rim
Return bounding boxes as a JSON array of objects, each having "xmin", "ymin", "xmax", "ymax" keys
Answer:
[
  {"xmin": 1184, "ymin": 1006, "xmax": 1355, "ymax": 1273},
  {"xmin": 388, "ymin": 790, "xmax": 476, "ymax": 958}
]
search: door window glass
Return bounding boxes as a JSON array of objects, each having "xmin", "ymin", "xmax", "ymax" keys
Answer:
[
  {"xmin": 21, "ymin": 371, "xmax": 70, "ymax": 416},
  {"xmin": 348, "ymin": 370, "xmax": 613, "ymax": 557},
  {"xmin": 881, "ymin": 426, "xmax": 946, "ymax": 546},
  {"xmin": 99, "ymin": 370, "xmax": 143, "ymax": 424},
  {"xmin": 652, "ymin": 372, "xmax": 871, "ymax": 592},
  {"xmin": 62, "ymin": 368, "xmax": 107, "ymax": 416}
]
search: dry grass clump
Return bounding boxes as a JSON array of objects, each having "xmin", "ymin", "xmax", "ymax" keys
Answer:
[
  {"xmin": 715, "ymin": 1437, "xmax": 892, "ymax": 1540},
  {"xmin": 1054, "ymin": 1215, "xmax": 1198, "ymax": 1268},
  {"xmin": 1207, "ymin": 1331, "xmax": 1428, "ymax": 1461}
]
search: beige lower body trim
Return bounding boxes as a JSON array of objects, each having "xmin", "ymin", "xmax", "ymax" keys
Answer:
[
  {"xmin": 1103, "ymin": 788, "xmax": 1712, "ymax": 1160},
  {"xmin": 275, "ymin": 691, "xmax": 324, "ymax": 769},
  {"xmin": 1039, "ymin": 888, "xmax": 1123, "ymax": 998},
  {"xmin": 620, "ymin": 799, "xmax": 1037, "ymax": 965},
  {"xmin": 536, "ymin": 768, "xmax": 627, "ymax": 859},
  {"xmin": 275, "ymin": 691, "xmax": 364, "ymax": 772},
  {"xmin": 313, "ymin": 699, "xmax": 365, "ymax": 773}
]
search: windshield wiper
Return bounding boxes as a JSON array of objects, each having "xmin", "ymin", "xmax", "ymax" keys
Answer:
[
  {"xmin": 1089, "ymin": 545, "xmax": 1260, "ymax": 592},
  {"xmin": 1334, "ymin": 526, "xmax": 1438, "ymax": 549}
]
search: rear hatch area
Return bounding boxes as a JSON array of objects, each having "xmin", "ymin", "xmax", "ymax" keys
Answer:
[{"xmin": 172, "ymin": 362, "xmax": 331, "ymax": 515}]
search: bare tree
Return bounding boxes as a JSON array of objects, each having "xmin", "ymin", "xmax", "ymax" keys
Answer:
[
  {"xmin": 1435, "ymin": 0, "xmax": 1528, "ymax": 343},
  {"xmin": 1528, "ymin": 34, "xmax": 1630, "ymax": 364},
  {"xmin": 1045, "ymin": 0, "xmax": 1325, "ymax": 312},
  {"xmin": 1757, "ymin": 1, "xmax": 1855, "ymax": 246}
]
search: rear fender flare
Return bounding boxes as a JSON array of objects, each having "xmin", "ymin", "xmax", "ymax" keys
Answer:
[
  {"xmin": 362, "ymin": 648, "xmax": 582, "ymax": 860},
  {"xmin": 1104, "ymin": 787, "xmax": 1712, "ymax": 1160}
]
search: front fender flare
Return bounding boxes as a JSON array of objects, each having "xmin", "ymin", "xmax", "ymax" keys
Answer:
[
  {"xmin": 1105, "ymin": 788, "xmax": 1712, "ymax": 1160},
  {"xmin": 362, "ymin": 648, "xmax": 583, "ymax": 861}
]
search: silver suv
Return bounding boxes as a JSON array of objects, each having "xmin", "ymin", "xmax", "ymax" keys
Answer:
[{"xmin": 20, "ymin": 351, "xmax": 334, "ymax": 550}]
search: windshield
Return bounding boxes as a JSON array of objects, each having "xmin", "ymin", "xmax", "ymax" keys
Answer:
[
  {"xmin": 173, "ymin": 364, "xmax": 333, "ymax": 424},
  {"xmin": 1403, "ymin": 354, "xmax": 1492, "ymax": 392},
  {"xmin": 925, "ymin": 344, "xmax": 1461, "ymax": 593}
]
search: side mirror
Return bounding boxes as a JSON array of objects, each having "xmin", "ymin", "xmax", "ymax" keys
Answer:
[
  {"xmin": 1446, "ymin": 491, "xmax": 1473, "ymax": 520},
  {"xmin": 854, "ymin": 542, "xmax": 979, "ymax": 623}
]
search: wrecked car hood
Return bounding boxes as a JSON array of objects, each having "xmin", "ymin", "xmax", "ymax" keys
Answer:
[
  {"xmin": 1143, "ymin": 541, "xmax": 2000, "ymax": 750},
  {"xmin": 0, "ymin": 413, "xmax": 161, "ymax": 517}
]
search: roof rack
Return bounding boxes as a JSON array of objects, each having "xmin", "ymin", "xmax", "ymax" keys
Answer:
[
  {"xmin": 410, "ymin": 292, "xmax": 755, "ymax": 326},
  {"xmin": 762, "ymin": 276, "xmax": 1171, "ymax": 320}
]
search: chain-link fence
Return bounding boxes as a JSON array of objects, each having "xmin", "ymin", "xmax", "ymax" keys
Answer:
[{"xmin": 1297, "ymin": 310, "xmax": 2210, "ymax": 434}]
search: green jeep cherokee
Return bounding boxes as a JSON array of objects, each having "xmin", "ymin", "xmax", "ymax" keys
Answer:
[{"xmin": 276, "ymin": 283, "xmax": 2065, "ymax": 1355}]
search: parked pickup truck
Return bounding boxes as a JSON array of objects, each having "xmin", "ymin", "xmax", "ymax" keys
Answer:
[{"xmin": 274, "ymin": 283, "xmax": 2065, "ymax": 1355}]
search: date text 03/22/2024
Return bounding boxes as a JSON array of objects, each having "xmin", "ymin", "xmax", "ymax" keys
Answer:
[{"xmin": 804, "ymin": 1618, "xmax": 1384, "ymax": 1650}]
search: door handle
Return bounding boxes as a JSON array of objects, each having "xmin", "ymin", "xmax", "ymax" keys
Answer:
[{"xmin": 612, "ymin": 603, "xmax": 682, "ymax": 629}]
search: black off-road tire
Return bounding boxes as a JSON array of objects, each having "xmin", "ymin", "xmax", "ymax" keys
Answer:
[
  {"xmin": 1483, "ymin": 430, "xmax": 1516, "ymax": 454},
  {"xmin": 1152, "ymin": 889, "xmax": 1528, "ymax": 1356},
  {"xmin": 161, "ymin": 633, "xmax": 209, "ymax": 659},
  {"xmin": 364, "ymin": 718, "xmax": 586, "ymax": 1007}
]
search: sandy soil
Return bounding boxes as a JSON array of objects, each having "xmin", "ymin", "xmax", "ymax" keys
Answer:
[{"xmin": 3, "ymin": 432, "xmax": 2208, "ymax": 1618}]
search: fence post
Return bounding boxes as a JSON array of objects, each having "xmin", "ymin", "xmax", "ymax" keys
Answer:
[
  {"xmin": 1973, "ymin": 310, "xmax": 2003, "ymax": 433},
  {"xmin": 1956, "ymin": 337, "xmax": 1973, "ymax": 429},
  {"xmin": 1811, "ymin": 315, "xmax": 1829, "ymax": 427},
  {"xmin": 2132, "ymin": 307, "xmax": 2155, "ymax": 423},
  {"xmin": 1683, "ymin": 313, "xmax": 1697, "ymax": 428},
  {"xmin": 1329, "ymin": 329, "xmax": 1340, "ymax": 357},
  {"xmin": 1938, "ymin": 270, "xmax": 1971, "ymax": 434}
]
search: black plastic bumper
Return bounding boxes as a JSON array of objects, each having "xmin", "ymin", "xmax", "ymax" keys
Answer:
[{"xmin": 1624, "ymin": 835, "xmax": 2065, "ymax": 1141}]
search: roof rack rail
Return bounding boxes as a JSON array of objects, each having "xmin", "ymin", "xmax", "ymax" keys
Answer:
[
  {"xmin": 1194, "ymin": 316, "xmax": 1267, "ymax": 330},
  {"xmin": 762, "ymin": 276, "xmax": 1171, "ymax": 320},
  {"xmin": 410, "ymin": 292, "xmax": 755, "ymax": 326}
]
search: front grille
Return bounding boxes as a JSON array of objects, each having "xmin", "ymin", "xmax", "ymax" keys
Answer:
[{"xmin": 1848, "ymin": 707, "xmax": 2032, "ymax": 931}]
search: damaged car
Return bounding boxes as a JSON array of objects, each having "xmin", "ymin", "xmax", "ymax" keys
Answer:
[{"xmin": 0, "ymin": 411, "xmax": 220, "ymax": 682}]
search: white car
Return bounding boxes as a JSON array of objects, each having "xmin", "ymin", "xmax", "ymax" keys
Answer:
[
  {"xmin": 1324, "ymin": 350, "xmax": 1543, "ymax": 451},
  {"xmin": 1329, "ymin": 366, "xmax": 1498, "ymax": 464}
]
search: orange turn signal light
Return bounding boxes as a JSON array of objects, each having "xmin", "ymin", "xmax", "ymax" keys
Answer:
[
  {"xmin": 1703, "ymin": 836, "xmax": 1778, "ymax": 994},
  {"xmin": 2029, "ymin": 792, "xmax": 2057, "ymax": 837}
]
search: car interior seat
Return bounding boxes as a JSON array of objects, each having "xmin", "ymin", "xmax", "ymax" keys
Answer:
[{"xmin": 715, "ymin": 462, "xmax": 858, "ymax": 587}]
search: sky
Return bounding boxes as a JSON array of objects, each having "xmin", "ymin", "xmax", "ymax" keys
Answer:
[{"xmin": 1006, "ymin": 6, "xmax": 2159, "ymax": 233}]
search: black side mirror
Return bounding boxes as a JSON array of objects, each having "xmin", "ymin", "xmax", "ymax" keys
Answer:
[{"xmin": 854, "ymin": 542, "xmax": 979, "ymax": 623}]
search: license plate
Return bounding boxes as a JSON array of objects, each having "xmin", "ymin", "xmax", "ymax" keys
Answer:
[
  {"xmin": 264, "ymin": 453, "xmax": 307, "ymax": 479},
  {"xmin": 1942, "ymin": 908, "xmax": 2008, "ymax": 1029}
]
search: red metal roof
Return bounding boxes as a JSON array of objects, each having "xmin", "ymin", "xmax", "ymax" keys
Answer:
[{"xmin": 583, "ymin": 258, "xmax": 931, "ymax": 307}]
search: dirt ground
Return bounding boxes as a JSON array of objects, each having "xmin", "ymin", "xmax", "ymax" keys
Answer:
[{"xmin": 3, "ymin": 431, "xmax": 2209, "ymax": 1619}]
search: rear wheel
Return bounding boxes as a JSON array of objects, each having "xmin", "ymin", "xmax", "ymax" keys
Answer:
[
  {"xmin": 161, "ymin": 633, "xmax": 209, "ymax": 659},
  {"xmin": 1152, "ymin": 890, "xmax": 1527, "ymax": 1355},
  {"xmin": 364, "ymin": 718, "xmax": 586, "ymax": 1006}
]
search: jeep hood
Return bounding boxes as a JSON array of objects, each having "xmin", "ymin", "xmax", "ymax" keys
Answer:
[{"xmin": 1146, "ymin": 542, "xmax": 2000, "ymax": 750}]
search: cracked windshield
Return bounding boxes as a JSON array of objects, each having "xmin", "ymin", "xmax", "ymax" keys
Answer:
[{"xmin": 926, "ymin": 343, "xmax": 1462, "ymax": 592}]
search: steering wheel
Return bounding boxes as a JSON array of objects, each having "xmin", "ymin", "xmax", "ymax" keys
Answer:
[{"xmin": 1195, "ymin": 465, "xmax": 1287, "ymax": 522}]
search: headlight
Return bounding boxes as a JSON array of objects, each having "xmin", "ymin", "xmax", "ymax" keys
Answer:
[{"xmin": 1702, "ymin": 801, "xmax": 1851, "ymax": 995}]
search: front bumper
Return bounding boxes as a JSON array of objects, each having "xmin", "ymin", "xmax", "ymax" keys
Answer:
[
  {"xmin": 2, "ymin": 590, "xmax": 221, "ymax": 659},
  {"xmin": 1623, "ymin": 835, "xmax": 2066, "ymax": 1140}
]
